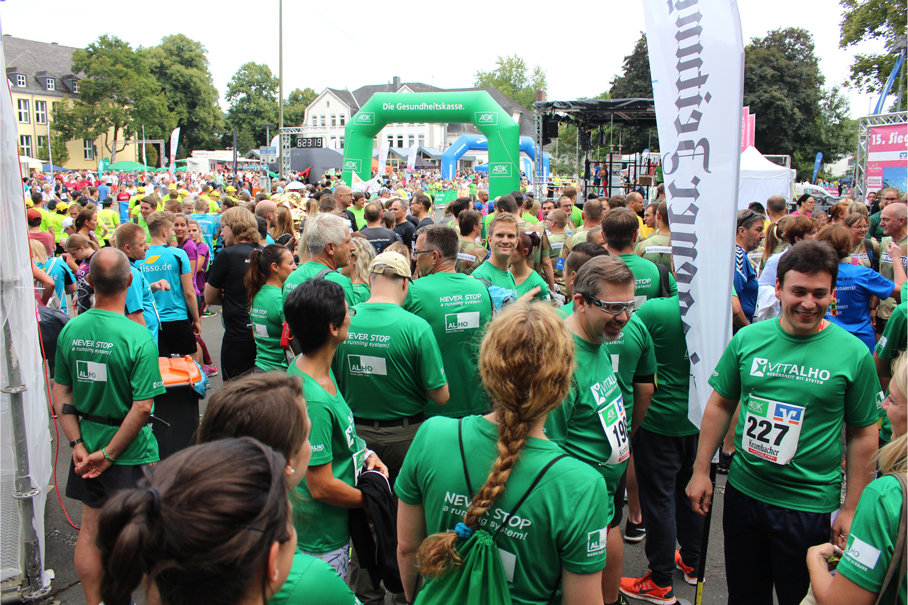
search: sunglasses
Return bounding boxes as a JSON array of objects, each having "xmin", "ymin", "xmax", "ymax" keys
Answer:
[{"xmin": 580, "ymin": 294, "xmax": 636, "ymax": 316}]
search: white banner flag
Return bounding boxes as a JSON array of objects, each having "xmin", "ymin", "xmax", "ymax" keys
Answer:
[
  {"xmin": 406, "ymin": 143, "xmax": 419, "ymax": 173},
  {"xmin": 377, "ymin": 141, "xmax": 390, "ymax": 177},
  {"xmin": 169, "ymin": 127, "xmax": 180, "ymax": 174},
  {"xmin": 643, "ymin": 0, "xmax": 744, "ymax": 427}
]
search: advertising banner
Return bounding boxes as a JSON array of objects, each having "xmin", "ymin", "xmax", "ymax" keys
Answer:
[
  {"xmin": 406, "ymin": 143, "xmax": 418, "ymax": 173},
  {"xmin": 644, "ymin": 0, "xmax": 745, "ymax": 427},
  {"xmin": 169, "ymin": 127, "xmax": 180, "ymax": 175},
  {"xmin": 866, "ymin": 124, "xmax": 908, "ymax": 192},
  {"xmin": 377, "ymin": 141, "xmax": 390, "ymax": 176},
  {"xmin": 741, "ymin": 106, "xmax": 750, "ymax": 152}
]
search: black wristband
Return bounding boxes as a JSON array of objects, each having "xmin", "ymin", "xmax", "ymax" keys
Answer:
[{"xmin": 69, "ymin": 438, "xmax": 84, "ymax": 448}]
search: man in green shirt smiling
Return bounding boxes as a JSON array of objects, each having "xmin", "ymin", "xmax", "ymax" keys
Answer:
[
  {"xmin": 282, "ymin": 213, "xmax": 359, "ymax": 308},
  {"xmin": 688, "ymin": 240, "xmax": 881, "ymax": 605}
]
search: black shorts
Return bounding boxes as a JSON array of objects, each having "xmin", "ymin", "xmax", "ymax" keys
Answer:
[
  {"xmin": 610, "ymin": 466, "xmax": 629, "ymax": 528},
  {"xmin": 158, "ymin": 318, "xmax": 196, "ymax": 358},
  {"xmin": 65, "ymin": 459, "xmax": 150, "ymax": 509}
]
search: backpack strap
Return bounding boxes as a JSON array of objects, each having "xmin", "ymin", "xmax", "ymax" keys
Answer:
[
  {"xmin": 875, "ymin": 472, "xmax": 907, "ymax": 605},
  {"xmin": 656, "ymin": 262, "xmax": 671, "ymax": 298},
  {"xmin": 315, "ymin": 267, "xmax": 336, "ymax": 280},
  {"xmin": 458, "ymin": 419, "xmax": 474, "ymax": 496},
  {"xmin": 864, "ymin": 238, "xmax": 880, "ymax": 272},
  {"xmin": 491, "ymin": 454, "xmax": 568, "ymax": 539}
]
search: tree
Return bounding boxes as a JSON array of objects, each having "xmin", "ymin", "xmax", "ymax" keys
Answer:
[
  {"xmin": 223, "ymin": 62, "xmax": 279, "ymax": 154},
  {"xmin": 141, "ymin": 34, "xmax": 223, "ymax": 155},
  {"xmin": 474, "ymin": 55, "xmax": 547, "ymax": 109},
  {"xmin": 34, "ymin": 127, "xmax": 70, "ymax": 165},
  {"xmin": 839, "ymin": 0, "xmax": 907, "ymax": 108},
  {"xmin": 52, "ymin": 35, "xmax": 173, "ymax": 163},
  {"xmin": 283, "ymin": 87, "xmax": 317, "ymax": 128},
  {"xmin": 607, "ymin": 33, "xmax": 656, "ymax": 154}
]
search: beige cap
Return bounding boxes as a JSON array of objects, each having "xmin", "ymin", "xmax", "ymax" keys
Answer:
[{"xmin": 368, "ymin": 251, "xmax": 411, "ymax": 278}]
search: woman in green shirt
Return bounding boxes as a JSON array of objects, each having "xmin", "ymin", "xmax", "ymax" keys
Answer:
[
  {"xmin": 396, "ymin": 303, "xmax": 610, "ymax": 605},
  {"xmin": 510, "ymin": 231, "xmax": 550, "ymax": 302},
  {"xmin": 197, "ymin": 373, "xmax": 361, "ymax": 605},
  {"xmin": 247, "ymin": 244, "xmax": 297, "ymax": 372},
  {"xmin": 806, "ymin": 352, "xmax": 907, "ymax": 605}
]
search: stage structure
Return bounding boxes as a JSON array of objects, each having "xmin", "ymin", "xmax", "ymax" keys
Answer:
[
  {"xmin": 342, "ymin": 92, "xmax": 521, "ymax": 197},
  {"xmin": 533, "ymin": 98, "xmax": 658, "ymax": 199},
  {"xmin": 854, "ymin": 111, "xmax": 908, "ymax": 201}
]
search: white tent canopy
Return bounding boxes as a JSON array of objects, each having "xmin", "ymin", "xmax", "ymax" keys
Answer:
[{"xmin": 738, "ymin": 146, "xmax": 792, "ymax": 210}]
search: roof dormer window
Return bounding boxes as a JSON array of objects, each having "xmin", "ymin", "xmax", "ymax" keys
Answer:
[
  {"xmin": 46, "ymin": 78, "xmax": 55, "ymax": 91},
  {"xmin": 15, "ymin": 74, "xmax": 25, "ymax": 88}
]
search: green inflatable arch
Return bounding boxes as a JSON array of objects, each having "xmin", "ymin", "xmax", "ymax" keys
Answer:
[{"xmin": 342, "ymin": 91, "xmax": 521, "ymax": 197}]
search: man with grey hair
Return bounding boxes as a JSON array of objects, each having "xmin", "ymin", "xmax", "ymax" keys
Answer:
[
  {"xmin": 282, "ymin": 212, "xmax": 359, "ymax": 307},
  {"xmin": 53, "ymin": 247, "xmax": 166, "ymax": 605}
]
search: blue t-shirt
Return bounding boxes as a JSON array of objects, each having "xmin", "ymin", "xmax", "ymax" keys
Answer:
[
  {"xmin": 734, "ymin": 246, "xmax": 759, "ymax": 328},
  {"xmin": 126, "ymin": 261, "xmax": 160, "ymax": 343},
  {"xmin": 37, "ymin": 258, "xmax": 75, "ymax": 312},
  {"xmin": 826, "ymin": 262, "xmax": 895, "ymax": 351},
  {"xmin": 191, "ymin": 213, "xmax": 220, "ymax": 259},
  {"xmin": 97, "ymin": 183, "xmax": 110, "ymax": 201},
  {"xmin": 139, "ymin": 245, "xmax": 191, "ymax": 322}
]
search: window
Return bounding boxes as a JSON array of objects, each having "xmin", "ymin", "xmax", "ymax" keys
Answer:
[
  {"xmin": 46, "ymin": 78, "xmax": 55, "ymax": 91},
  {"xmin": 37, "ymin": 136, "xmax": 47, "ymax": 152},
  {"xmin": 418, "ymin": 136, "xmax": 425, "ymax": 147},
  {"xmin": 330, "ymin": 114, "xmax": 336, "ymax": 127},
  {"xmin": 15, "ymin": 74, "xmax": 25, "ymax": 88},
  {"xmin": 17, "ymin": 99, "xmax": 29, "ymax": 123},
  {"xmin": 408, "ymin": 135, "xmax": 415, "ymax": 147},
  {"xmin": 339, "ymin": 137, "xmax": 344, "ymax": 149},
  {"xmin": 35, "ymin": 101, "xmax": 47, "ymax": 124},
  {"xmin": 340, "ymin": 115, "xmax": 345, "ymax": 126},
  {"xmin": 52, "ymin": 102, "xmax": 60, "ymax": 114},
  {"xmin": 311, "ymin": 116, "xmax": 317, "ymax": 127},
  {"xmin": 84, "ymin": 139, "xmax": 94, "ymax": 161},
  {"xmin": 330, "ymin": 137, "xmax": 337, "ymax": 148},
  {"xmin": 19, "ymin": 135, "xmax": 32, "ymax": 157},
  {"xmin": 72, "ymin": 81, "xmax": 78, "ymax": 93},
  {"xmin": 387, "ymin": 135, "xmax": 393, "ymax": 146},
  {"xmin": 397, "ymin": 135, "xmax": 404, "ymax": 148},
  {"xmin": 320, "ymin": 115, "xmax": 326, "ymax": 127}
]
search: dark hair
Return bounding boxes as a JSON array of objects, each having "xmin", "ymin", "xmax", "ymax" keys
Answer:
[
  {"xmin": 565, "ymin": 241, "xmax": 610, "ymax": 275},
  {"xmin": 198, "ymin": 373, "xmax": 307, "ymax": 464},
  {"xmin": 601, "ymin": 208, "xmax": 638, "ymax": 250},
  {"xmin": 656, "ymin": 201, "xmax": 669, "ymax": 226},
  {"xmin": 284, "ymin": 279, "xmax": 346, "ymax": 354},
  {"xmin": 245, "ymin": 244, "xmax": 290, "ymax": 309},
  {"xmin": 495, "ymin": 195, "xmax": 518, "ymax": 215},
  {"xmin": 97, "ymin": 438, "xmax": 291, "ymax": 605},
  {"xmin": 606, "ymin": 195, "xmax": 627, "ymax": 209},
  {"xmin": 816, "ymin": 224, "xmax": 852, "ymax": 260},
  {"xmin": 510, "ymin": 190, "xmax": 524, "ymax": 208},
  {"xmin": 736, "ymin": 208, "xmax": 762, "ymax": 231},
  {"xmin": 419, "ymin": 224, "xmax": 459, "ymax": 260},
  {"xmin": 31, "ymin": 191, "xmax": 43, "ymax": 205},
  {"xmin": 748, "ymin": 202, "xmax": 766, "ymax": 215},
  {"xmin": 412, "ymin": 192, "xmax": 431, "ymax": 212},
  {"xmin": 449, "ymin": 197, "xmax": 472, "ymax": 219},
  {"xmin": 319, "ymin": 195, "xmax": 337, "ymax": 213},
  {"xmin": 516, "ymin": 231, "xmax": 541, "ymax": 260},
  {"xmin": 255, "ymin": 216, "xmax": 268, "ymax": 241},
  {"xmin": 364, "ymin": 202, "xmax": 383, "ymax": 223},
  {"xmin": 777, "ymin": 240, "xmax": 839, "ymax": 289},
  {"xmin": 782, "ymin": 215, "xmax": 818, "ymax": 244},
  {"xmin": 459, "ymin": 210, "xmax": 481, "ymax": 236},
  {"xmin": 796, "ymin": 193, "xmax": 813, "ymax": 207},
  {"xmin": 75, "ymin": 208, "xmax": 95, "ymax": 233}
]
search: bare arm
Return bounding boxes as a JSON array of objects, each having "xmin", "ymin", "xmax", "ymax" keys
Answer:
[
  {"xmin": 397, "ymin": 501, "xmax": 427, "ymax": 603},
  {"xmin": 732, "ymin": 295, "xmax": 750, "ymax": 328},
  {"xmin": 630, "ymin": 382, "xmax": 654, "ymax": 437},
  {"xmin": 126, "ymin": 310, "xmax": 147, "ymax": 328},
  {"xmin": 561, "ymin": 569, "xmax": 605, "ymax": 605},
  {"xmin": 885, "ymin": 241, "xmax": 905, "ymax": 300},
  {"xmin": 427, "ymin": 384, "xmax": 449, "ymax": 407},
  {"xmin": 204, "ymin": 283, "xmax": 223, "ymax": 306},
  {"xmin": 305, "ymin": 462, "xmax": 364, "ymax": 508},
  {"xmin": 180, "ymin": 272, "xmax": 200, "ymax": 335},
  {"xmin": 78, "ymin": 398, "xmax": 154, "ymax": 479},
  {"xmin": 806, "ymin": 544, "xmax": 877, "ymax": 605},
  {"xmin": 874, "ymin": 351, "xmax": 892, "ymax": 394},
  {"xmin": 686, "ymin": 390, "xmax": 739, "ymax": 514},
  {"xmin": 832, "ymin": 424, "xmax": 878, "ymax": 548}
]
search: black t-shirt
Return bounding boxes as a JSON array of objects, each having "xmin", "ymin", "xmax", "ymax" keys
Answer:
[
  {"xmin": 206, "ymin": 242, "xmax": 262, "ymax": 340},
  {"xmin": 360, "ymin": 226, "xmax": 401, "ymax": 254},
  {"xmin": 416, "ymin": 217, "xmax": 435, "ymax": 230},
  {"xmin": 393, "ymin": 221, "xmax": 417, "ymax": 250},
  {"xmin": 342, "ymin": 209, "xmax": 359, "ymax": 232},
  {"xmin": 406, "ymin": 215, "xmax": 419, "ymax": 228}
]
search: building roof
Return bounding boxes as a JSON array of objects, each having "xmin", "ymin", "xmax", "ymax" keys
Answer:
[
  {"xmin": 3, "ymin": 35, "xmax": 81, "ymax": 98},
  {"xmin": 350, "ymin": 81, "xmax": 442, "ymax": 108}
]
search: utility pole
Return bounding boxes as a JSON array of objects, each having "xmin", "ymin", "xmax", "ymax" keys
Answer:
[{"xmin": 278, "ymin": 0, "xmax": 284, "ymax": 177}]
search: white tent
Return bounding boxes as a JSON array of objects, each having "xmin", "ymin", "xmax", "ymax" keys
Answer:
[{"xmin": 738, "ymin": 146, "xmax": 792, "ymax": 210}]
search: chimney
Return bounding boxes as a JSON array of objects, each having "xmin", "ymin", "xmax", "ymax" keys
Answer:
[
  {"xmin": 392, "ymin": 76, "xmax": 401, "ymax": 90},
  {"xmin": 536, "ymin": 90, "xmax": 546, "ymax": 103}
]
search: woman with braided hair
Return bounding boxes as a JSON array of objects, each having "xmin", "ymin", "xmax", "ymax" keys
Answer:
[{"xmin": 396, "ymin": 303, "xmax": 611, "ymax": 605}]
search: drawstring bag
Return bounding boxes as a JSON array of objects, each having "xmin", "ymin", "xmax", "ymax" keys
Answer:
[{"xmin": 413, "ymin": 420, "xmax": 565, "ymax": 605}]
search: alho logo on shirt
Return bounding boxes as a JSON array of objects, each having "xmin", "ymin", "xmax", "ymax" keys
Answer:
[
  {"xmin": 749, "ymin": 357, "xmax": 831, "ymax": 383},
  {"xmin": 77, "ymin": 360, "xmax": 107, "ymax": 382},
  {"xmin": 844, "ymin": 535, "xmax": 881, "ymax": 572},
  {"xmin": 445, "ymin": 312, "xmax": 480, "ymax": 332},
  {"xmin": 587, "ymin": 528, "xmax": 608, "ymax": 553},
  {"xmin": 348, "ymin": 354, "xmax": 388, "ymax": 376}
]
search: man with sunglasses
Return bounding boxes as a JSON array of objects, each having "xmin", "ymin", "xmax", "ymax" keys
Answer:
[
  {"xmin": 544, "ymin": 255, "xmax": 636, "ymax": 605},
  {"xmin": 735, "ymin": 208, "xmax": 765, "ymax": 331}
]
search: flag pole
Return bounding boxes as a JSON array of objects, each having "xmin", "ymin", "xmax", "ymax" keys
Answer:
[{"xmin": 694, "ymin": 457, "xmax": 718, "ymax": 605}]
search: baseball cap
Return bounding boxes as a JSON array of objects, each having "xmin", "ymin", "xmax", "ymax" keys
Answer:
[
  {"xmin": 138, "ymin": 186, "xmax": 146, "ymax": 193},
  {"xmin": 226, "ymin": 185, "xmax": 237, "ymax": 193},
  {"xmin": 56, "ymin": 202, "xmax": 69, "ymax": 211},
  {"xmin": 168, "ymin": 183, "xmax": 177, "ymax": 190},
  {"xmin": 210, "ymin": 190, "xmax": 220, "ymax": 198},
  {"xmin": 26, "ymin": 208, "xmax": 41, "ymax": 221},
  {"xmin": 368, "ymin": 252, "xmax": 412, "ymax": 279}
]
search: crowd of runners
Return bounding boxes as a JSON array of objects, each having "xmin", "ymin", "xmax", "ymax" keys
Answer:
[{"xmin": 23, "ymin": 166, "xmax": 908, "ymax": 605}]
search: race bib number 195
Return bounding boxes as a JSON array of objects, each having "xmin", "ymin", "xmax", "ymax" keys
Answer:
[
  {"xmin": 598, "ymin": 395, "xmax": 630, "ymax": 466},
  {"xmin": 742, "ymin": 395, "xmax": 804, "ymax": 465}
]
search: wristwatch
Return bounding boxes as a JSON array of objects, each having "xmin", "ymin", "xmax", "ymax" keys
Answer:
[{"xmin": 69, "ymin": 438, "xmax": 84, "ymax": 448}]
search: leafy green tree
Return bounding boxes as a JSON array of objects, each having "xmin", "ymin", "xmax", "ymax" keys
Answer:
[
  {"xmin": 839, "ymin": 0, "xmax": 907, "ymax": 108},
  {"xmin": 34, "ymin": 128, "xmax": 70, "ymax": 165},
  {"xmin": 141, "ymin": 34, "xmax": 223, "ymax": 155},
  {"xmin": 52, "ymin": 35, "xmax": 173, "ymax": 163},
  {"xmin": 474, "ymin": 55, "xmax": 547, "ymax": 109},
  {"xmin": 607, "ymin": 33, "xmax": 656, "ymax": 154},
  {"xmin": 223, "ymin": 62, "xmax": 278, "ymax": 153},
  {"xmin": 283, "ymin": 87, "xmax": 318, "ymax": 128}
]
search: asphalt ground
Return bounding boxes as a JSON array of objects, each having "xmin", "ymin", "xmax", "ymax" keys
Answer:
[{"xmin": 40, "ymin": 306, "xmax": 740, "ymax": 605}]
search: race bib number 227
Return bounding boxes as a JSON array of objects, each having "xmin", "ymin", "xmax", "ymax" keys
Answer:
[{"xmin": 742, "ymin": 395, "xmax": 804, "ymax": 465}]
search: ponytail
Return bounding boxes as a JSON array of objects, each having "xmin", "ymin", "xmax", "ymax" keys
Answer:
[{"xmin": 244, "ymin": 244, "xmax": 287, "ymax": 308}]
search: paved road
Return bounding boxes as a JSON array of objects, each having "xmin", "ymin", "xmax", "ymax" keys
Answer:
[{"xmin": 42, "ymin": 307, "xmax": 736, "ymax": 605}]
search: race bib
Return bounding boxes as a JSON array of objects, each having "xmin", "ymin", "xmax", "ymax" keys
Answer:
[
  {"xmin": 742, "ymin": 395, "xmax": 804, "ymax": 465},
  {"xmin": 551, "ymin": 242, "xmax": 564, "ymax": 250},
  {"xmin": 634, "ymin": 294, "xmax": 648, "ymax": 309},
  {"xmin": 457, "ymin": 252, "xmax": 477, "ymax": 263},
  {"xmin": 352, "ymin": 435, "xmax": 368, "ymax": 481},
  {"xmin": 254, "ymin": 323, "xmax": 269, "ymax": 338},
  {"xmin": 597, "ymin": 394, "xmax": 630, "ymax": 465},
  {"xmin": 611, "ymin": 354, "xmax": 620, "ymax": 373},
  {"xmin": 881, "ymin": 253, "xmax": 908, "ymax": 268},
  {"xmin": 646, "ymin": 246, "xmax": 672, "ymax": 254}
]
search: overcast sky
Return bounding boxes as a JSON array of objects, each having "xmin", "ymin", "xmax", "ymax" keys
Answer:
[{"xmin": 1, "ymin": 0, "xmax": 895, "ymax": 119}]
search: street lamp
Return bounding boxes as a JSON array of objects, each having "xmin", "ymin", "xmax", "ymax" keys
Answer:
[{"xmin": 261, "ymin": 123, "xmax": 275, "ymax": 145}]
